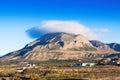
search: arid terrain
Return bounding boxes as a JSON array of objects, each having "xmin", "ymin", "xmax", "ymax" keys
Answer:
[
  {"xmin": 0, "ymin": 32, "xmax": 120, "ymax": 80},
  {"xmin": 0, "ymin": 64, "xmax": 120, "ymax": 80}
]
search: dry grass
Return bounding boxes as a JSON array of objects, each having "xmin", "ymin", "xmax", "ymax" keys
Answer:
[{"xmin": 0, "ymin": 65, "xmax": 120, "ymax": 80}]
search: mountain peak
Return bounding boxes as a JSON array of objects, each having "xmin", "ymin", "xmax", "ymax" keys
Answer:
[
  {"xmin": 107, "ymin": 43, "xmax": 120, "ymax": 51},
  {"xmin": 1, "ymin": 32, "xmax": 96, "ymax": 61},
  {"xmin": 25, "ymin": 32, "xmax": 93, "ymax": 50}
]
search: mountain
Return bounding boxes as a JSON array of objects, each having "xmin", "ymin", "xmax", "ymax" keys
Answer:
[
  {"xmin": 24, "ymin": 32, "xmax": 95, "ymax": 50},
  {"xmin": 1, "ymin": 32, "xmax": 97, "ymax": 61},
  {"xmin": 90, "ymin": 40, "xmax": 120, "ymax": 52},
  {"xmin": 90, "ymin": 40, "xmax": 110, "ymax": 49},
  {"xmin": 1, "ymin": 32, "xmax": 120, "ymax": 61},
  {"xmin": 90, "ymin": 40, "xmax": 113, "ymax": 51},
  {"xmin": 107, "ymin": 43, "xmax": 120, "ymax": 51}
]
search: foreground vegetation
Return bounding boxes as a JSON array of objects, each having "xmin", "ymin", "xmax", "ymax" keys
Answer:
[{"xmin": 0, "ymin": 62, "xmax": 120, "ymax": 80}]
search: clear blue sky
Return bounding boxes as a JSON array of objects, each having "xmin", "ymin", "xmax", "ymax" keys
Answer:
[{"xmin": 0, "ymin": 0, "xmax": 120, "ymax": 55}]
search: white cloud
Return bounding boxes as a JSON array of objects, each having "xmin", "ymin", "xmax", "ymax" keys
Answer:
[{"xmin": 38, "ymin": 20, "xmax": 98, "ymax": 40}]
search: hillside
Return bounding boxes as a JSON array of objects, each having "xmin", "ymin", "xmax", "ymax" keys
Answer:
[
  {"xmin": 1, "ymin": 32, "xmax": 97, "ymax": 61},
  {"xmin": 1, "ymin": 32, "xmax": 119, "ymax": 61},
  {"xmin": 90, "ymin": 40, "xmax": 115, "ymax": 53},
  {"xmin": 107, "ymin": 43, "xmax": 120, "ymax": 51}
]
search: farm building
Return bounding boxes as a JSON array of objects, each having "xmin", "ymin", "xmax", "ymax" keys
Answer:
[{"xmin": 71, "ymin": 62, "xmax": 97, "ymax": 67}]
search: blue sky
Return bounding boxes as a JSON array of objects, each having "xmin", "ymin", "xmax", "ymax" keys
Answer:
[{"xmin": 0, "ymin": 0, "xmax": 120, "ymax": 55}]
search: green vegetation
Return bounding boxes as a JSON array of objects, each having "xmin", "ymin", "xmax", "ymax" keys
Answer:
[
  {"xmin": 82, "ymin": 47, "xmax": 97, "ymax": 51},
  {"xmin": 29, "ymin": 60, "xmax": 78, "ymax": 67},
  {"xmin": 68, "ymin": 46, "xmax": 97, "ymax": 51}
]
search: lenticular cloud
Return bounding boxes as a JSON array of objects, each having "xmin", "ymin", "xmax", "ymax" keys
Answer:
[{"xmin": 26, "ymin": 20, "xmax": 98, "ymax": 40}]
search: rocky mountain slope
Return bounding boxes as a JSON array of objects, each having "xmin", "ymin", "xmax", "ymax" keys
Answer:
[
  {"xmin": 90, "ymin": 40, "xmax": 115, "ymax": 53},
  {"xmin": 107, "ymin": 43, "xmax": 120, "ymax": 51},
  {"xmin": 90, "ymin": 40, "xmax": 110, "ymax": 49},
  {"xmin": 24, "ymin": 32, "xmax": 95, "ymax": 50},
  {"xmin": 1, "ymin": 32, "xmax": 119, "ymax": 61},
  {"xmin": 1, "ymin": 32, "xmax": 97, "ymax": 61},
  {"xmin": 90, "ymin": 40, "xmax": 120, "ymax": 52}
]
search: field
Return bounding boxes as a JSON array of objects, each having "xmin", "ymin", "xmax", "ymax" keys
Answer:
[{"xmin": 0, "ymin": 64, "xmax": 120, "ymax": 80}]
